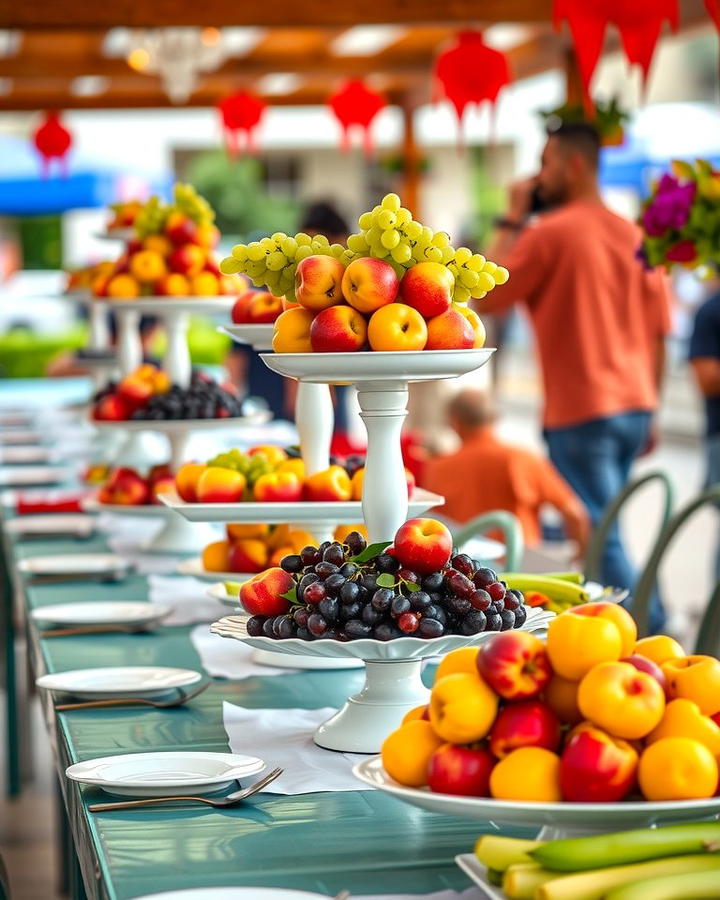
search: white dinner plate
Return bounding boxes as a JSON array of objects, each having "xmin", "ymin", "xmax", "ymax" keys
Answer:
[
  {"xmin": 455, "ymin": 854, "xmax": 504, "ymax": 900},
  {"xmin": 5, "ymin": 514, "xmax": 96, "ymax": 539},
  {"xmin": 30, "ymin": 601, "xmax": 170, "ymax": 628},
  {"xmin": 0, "ymin": 412, "xmax": 32, "ymax": 427},
  {"xmin": 0, "ymin": 446, "xmax": 55, "ymax": 464},
  {"xmin": 36, "ymin": 666, "xmax": 202, "ymax": 699},
  {"xmin": 177, "ymin": 557, "xmax": 256, "ymax": 583},
  {"xmin": 0, "ymin": 466, "xmax": 66, "ymax": 486},
  {"xmin": 0, "ymin": 430, "xmax": 43, "ymax": 445},
  {"xmin": 135, "ymin": 889, "xmax": 332, "ymax": 899},
  {"xmin": 206, "ymin": 582, "xmax": 245, "ymax": 607},
  {"xmin": 66, "ymin": 751, "xmax": 265, "ymax": 798},
  {"xmin": 18, "ymin": 552, "xmax": 129, "ymax": 577}
]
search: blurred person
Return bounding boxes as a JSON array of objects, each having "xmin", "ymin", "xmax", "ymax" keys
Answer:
[
  {"xmin": 423, "ymin": 389, "xmax": 589, "ymax": 555},
  {"xmin": 47, "ymin": 314, "xmax": 162, "ymax": 377},
  {"xmin": 483, "ymin": 121, "xmax": 671, "ymax": 631}
]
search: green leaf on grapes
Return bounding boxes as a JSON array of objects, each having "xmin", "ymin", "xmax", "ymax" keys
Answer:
[
  {"xmin": 403, "ymin": 581, "xmax": 420, "ymax": 592},
  {"xmin": 375, "ymin": 573, "xmax": 397, "ymax": 588},
  {"xmin": 350, "ymin": 541, "xmax": 392, "ymax": 563},
  {"xmin": 280, "ymin": 585, "xmax": 299, "ymax": 605}
]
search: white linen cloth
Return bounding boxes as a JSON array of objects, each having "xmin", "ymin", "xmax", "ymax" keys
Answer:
[
  {"xmin": 191, "ymin": 626, "xmax": 299, "ymax": 678},
  {"xmin": 223, "ymin": 701, "xmax": 368, "ymax": 794},
  {"xmin": 148, "ymin": 576, "xmax": 228, "ymax": 626}
]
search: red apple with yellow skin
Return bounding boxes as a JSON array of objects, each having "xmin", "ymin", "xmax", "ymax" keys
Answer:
[
  {"xmin": 425, "ymin": 307, "xmax": 475, "ymax": 350},
  {"xmin": 253, "ymin": 471, "xmax": 304, "ymax": 503},
  {"xmin": 165, "ymin": 212, "xmax": 198, "ymax": 245},
  {"xmin": 560, "ymin": 724, "xmax": 638, "ymax": 802},
  {"xmin": 400, "ymin": 261, "xmax": 454, "ymax": 319},
  {"xmin": 117, "ymin": 373, "xmax": 154, "ymax": 410},
  {"xmin": 231, "ymin": 292, "xmax": 253, "ymax": 324},
  {"xmin": 175, "ymin": 463, "xmax": 207, "ymax": 502},
  {"xmin": 100, "ymin": 467, "xmax": 150, "ymax": 506},
  {"xmin": 304, "ymin": 465, "xmax": 352, "ymax": 502},
  {"xmin": 393, "ymin": 518, "xmax": 452, "ymax": 575},
  {"xmin": 455, "ymin": 305, "xmax": 487, "ymax": 348},
  {"xmin": 310, "ymin": 305, "xmax": 367, "ymax": 352},
  {"xmin": 476, "ymin": 631, "xmax": 552, "ymax": 700},
  {"xmin": 246, "ymin": 291, "xmax": 284, "ymax": 324},
  {"xmin": 428, "ymin": 743, "xmax": 495, "ymax": 796},
  {"xmin": 195, "ymin": 466, "xmax": 246, "ymax": 503},
  {"xmin": 169, "ymin": 244, "xmax": 206, "ymax": 277},
  {"xmin": 489, "ymin": 700, "xmax": 561, "ymax": 759},
  {"xmin": 94, "ymin": 393, "xmax": 131, "ymax": 421},
  {"xmin": 240, "ymin": 567, "xmax": 294, "ymax": 617},
  {"xmin": 295, "ymin": 256, "xmax": 346, "ymax": 312},
  {"xmin": 229, "ymin": 539, "xmax": 269, "ymax": 573},
  {"xmin": 341, "ymin": 257, "xmax": 400, "ymax": 315},
  {"xmin": 367, "ymin": 303, "xmax": 427, "ymax": 351},
  {"xmin": 621, "ymin": 654, "xmax": 668, "ymax": 697}
]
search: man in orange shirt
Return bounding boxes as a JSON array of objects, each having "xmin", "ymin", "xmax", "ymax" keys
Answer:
[
  {"xmin": 484, "ymin": 122, "xmax": 670, "ymax": 630},
  {"xmin": 423, "ymin": 390, "xmax": 589, "ymax": 554}
]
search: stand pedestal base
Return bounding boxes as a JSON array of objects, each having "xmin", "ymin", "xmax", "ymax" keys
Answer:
[{"xmin": 142, "ymin": 516, "xmax": 215, "ymax": 555}]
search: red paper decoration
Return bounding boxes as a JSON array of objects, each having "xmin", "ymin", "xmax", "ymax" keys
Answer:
[
  {"xmin": 33, "ymin": 111, "xmax": 72, "ymax": 176},
  {"xmin": 554, "ymin": 0, "xmax": 678, "ymax": 104},
  {"xmin": 434, "ymin": 31, "xmax": 511, "ymax": 126},
  {"xmin": 218, "ymin": 91, "xmax": 266, "ymax": 156},
  {"xmin": 329, "ymin": 80, "xmax": 386, "ymax": 155},
  {"xmin": 706, "ymin": 0, "xmax": 720, "ymax": 31}
]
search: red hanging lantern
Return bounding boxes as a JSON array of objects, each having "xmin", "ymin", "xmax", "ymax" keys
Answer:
[
  {"xmin": 554, "ymin": 0, "xmax": 678, "ymax": 105},
  {"xmin": 33, "ymin": 111, "xmax": 72, "ymax": 177},
  {"xmin": 434, "ymin": 31, "xmax": 511, "ymax": 129},
  {"xmin": 218, "ymin": 91, "xmax": 265, "ymax": 156},
  {"xmin": 329, "ymin": 80, "xmax": 386, "ymax": 155}
]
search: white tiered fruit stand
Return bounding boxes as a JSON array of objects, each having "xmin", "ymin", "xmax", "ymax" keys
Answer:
[{"xmin": 201, "ymin": 347, "xmax": 551, "ymax": 754}]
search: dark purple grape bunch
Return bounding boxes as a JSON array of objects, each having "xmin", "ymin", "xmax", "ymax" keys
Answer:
[
  {"xmin": 131, "ymin": 376, "xmax": 246, "ymax": 421},
  {"xmin": 246, "ymin": 535, "xmax": 527, "ymax": 643}
]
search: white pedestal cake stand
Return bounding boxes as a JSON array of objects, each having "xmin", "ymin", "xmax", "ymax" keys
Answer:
[{"xmin": 221, "ymin": 324, "xmax": 334, "ymax": 477}]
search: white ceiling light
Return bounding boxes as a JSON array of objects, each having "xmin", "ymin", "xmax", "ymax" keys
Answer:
[
  {"xmin": 102, "ymin": 28, "xmax": 131, "ymax": 57},
  {"xmin": 331, "ymin": 25, "xmax": 405, "ymax": 57},
  {"xmin": 483, "ymin": 25, "xmax": 533, "ymax": 51},
  {"xmin": 257, "ymin": 73, "xmax": 302, "ymax": 95},
  {"xmin": 222, "ymin": 27, "xmax": 265, "ymax": 56},
  {"xmin": 70, "ymin": 76, "xmax": 109, "ymax": 97},
  {"xmin": 0, "ymin": 30, "xmax": 20, "ymax": 57}
]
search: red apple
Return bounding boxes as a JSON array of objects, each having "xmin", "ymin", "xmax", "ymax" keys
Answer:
[
  {"xmin": 295, "ymin": 256, "xmax": 346, "ymax": 312},
  {"xmin": 195, "ymin": 466, "xmax": 246, "ymax": 503},
  {"xmin": 117, "ymin": 374, "xmax": 154, "ymax": 410},
  {"xmin": 425, "ymin": 308, "xmax": 475, "ymax": 351},
  {"xmin": 489, "ymin": 700, "xmax": 561, "ymax": 759},
  {"xmin": 559, "ymin": 724, "xmax": 638, "ymax": 802},
  {"xmin": 147, "ymin": 464, "xmax": 173, "ymax": 486},
  {"xmin": 428, "ymin": 743, "xmax": 495, "ymax": 796},
  {"xmin": 246, "ymin": 291, "xmax": 284, "ymax": 324},
  {"xmin": 400, "ymin": 261, "xmax": 454, "ymax": 319},
  {"xmin": 94, "ymin": 393, "xmax": 131, "ymax": 421},
  {"xmin": 101, "ymin": 467, "xmax": 150, "ymax": 505},
  {"xmin": 393, "ymin": 518, "xmax": 453, "ymax": 575},
  {"xmin": 165, "ymin": 212, "xmax": 198, "ymax": 245},
  {"xmin": 476, "ymin": 632, "xmax": 552, "ymax": 700},
  {"xmin": 341, "ymin": 257, "xmax": 400, "ymax": 315},
  {"xmin": 169, "ymin": 244, "xmax": 206, "ymax": 277},
  {"xmin": 310, "ymin": 306, "xmax": 367, "ymax": 352},
  {"xmin": 240, "ymin": 567, "xmax": 294, "ymax": 617},
  {"xmin": 231, "ymin": 292, "xmax": 253, "ymax": 324},
  {"xmin": 621, "ymin": 654, "xmax": 668, "ymax": 697}
]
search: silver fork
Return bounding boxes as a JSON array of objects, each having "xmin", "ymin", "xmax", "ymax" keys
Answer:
[
  {"xmin": 88, "ymin": 766, "xmax": 284, "ymax": 812},
  {"xmin": 55, "ymin": 681, "xmax": 210, "ymax": 711}
]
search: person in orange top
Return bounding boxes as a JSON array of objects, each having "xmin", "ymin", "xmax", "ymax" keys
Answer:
[
  {"xmin": 423, "ymin": 390, "xmax": 589, "ymax": 555},
  {"xmin": 483, "ymin": 121, "xmax": 670, "ymax": 632}
]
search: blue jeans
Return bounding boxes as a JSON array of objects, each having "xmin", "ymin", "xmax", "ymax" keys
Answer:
[
  {"xmin": 705, "ymin": 433, "xmax": 720, "ymax": 582},
  {"xmin": 544, "ymin": 411, "xmax": 666, "ymax": 633}
]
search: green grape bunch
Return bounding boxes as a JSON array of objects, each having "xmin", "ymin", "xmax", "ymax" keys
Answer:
[
  {"xmin": 172, "ymin": 183, "xmax": 215, "ymax": 226},
  {"xmin": 133, "ymin": 196, "xmax": 169, "ymax": 239}
]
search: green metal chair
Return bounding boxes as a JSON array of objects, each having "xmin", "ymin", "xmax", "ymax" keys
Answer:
[
  {"xmin": 584, "ymin": 470, "xmax": 674, "ymax": 585},
  {"xmin": 633, "ymin": 485, "xmax": 720, "ymax": 639},
  {"xmin": 452, "ymin": 510, "xmax": 524, "ymax": 572}
]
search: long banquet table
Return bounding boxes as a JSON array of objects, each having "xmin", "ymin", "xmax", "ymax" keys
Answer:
[{"xmin": 2, "ymin": 378, "xmax": 517, "ymax": 900}]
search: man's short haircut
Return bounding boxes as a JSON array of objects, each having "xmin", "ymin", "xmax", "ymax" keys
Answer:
[
  {"xmin": 547, "ymin": 120, "xmax": 601, "ymax": 170},
  {"xmin": 447, "ymin": 389, "xmax": 497, "ymax": 429}
]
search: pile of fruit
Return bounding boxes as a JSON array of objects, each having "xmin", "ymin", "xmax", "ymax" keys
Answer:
[
  {"xmin": 96, "ymin": 464, "xmax": 175, "ymax": 506},
  {"xmin": 475, "ymin": 823, "xmax": 720, "ymax": 899},
  {"xmin": 503, "ymin": 573, "xmax": 591, "ymax": 613},
  {"xmin": 92, "ymin": 367, "xmax": 246, "ymax": 421},
  {"xmin": 92, "ymin": 185, "xmax": 233, "ymax": 300},
  {"xmin": 238, "ymin": 518, "xmax": 529, "ymax": 641},
  {"xmin": 220, "ymin": 193, "xmax": 508, "ymax": 354},
  {"xmin": 381, "ymin": 604, "xmax": 720, "ymax": 806},
  {"xmin": 107, "ymin": 200, "xmax": 144, "ymax": 232},
  {"xmin": 175, "ymin": 445, "xmax": 415, "ymax": 505},
  {"xmin": 231, "ymin": 288, "xmax": 284, "ymax": 325},
  {"xmin": 201, "ymin": 523, "xmax": 316, "ymax": 574}
]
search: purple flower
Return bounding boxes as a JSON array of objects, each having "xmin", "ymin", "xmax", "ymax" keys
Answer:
[{"xmin": 642, "ymin": 179, "xmax": 696, "ymax": 237}]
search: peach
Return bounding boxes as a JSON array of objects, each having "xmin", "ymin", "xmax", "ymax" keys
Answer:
[
  {"xmin": 367, "ymin": 303, "xmax": 427, "ymax": 352},
  {"xmin": 117, "ymin": 373, "xmax": 154, "ymax": 410},
  {"xmin": 151, "ymin": 475, "xmax": 176, "ymax": 503},
  {"xmin": 662, "ymin": 655, "xmax": 720, "ymax": 716},
  {"xmin": 269, "ymin": 545, "xmax": 294, "ymax": 566},
  {"xmin": 94, "ymin": 393, "xmax": 131, "ymax": 421},
  {"xmin": 489, "ymin": 700, "xmax": 561, "ymax": 759},
  {"xmin": 639, "ymin": 737, "xmax": 718, "ymax": 801},
  {"xmin": 634, "ymin": 634, "xmax": 685, "ymax": 666},
  {"xmin": 295, "ymin": 255, "xmax": 346, "ymax": 312},
  {"xmin": 455, "ymin": 305, "xmax": 487, "ymax": 348},
  {"xmin": 435, "ymin": 647, "xmax": 480, "ymax": 682},
  {"xmin": 310, "ymin": 305, "xmax": 367, "ymax": 352},
  {"xmin": 253, "ymin": 471, "xmax": 303, "ymax": 502},
  {"xmin": 165, "ymin": 212, "xmax": 198, "ymax": 245},
  {"xmin": 646, "ymin": 698, "xmax": 720, "ymax": 757},
  {"xmin": 381, "ymin": 720, "xmax": 445, "ymax": 788},
  {"xmin": 425, "ymin": 307, "xmax": 475, "ymax": 350},
  {"xmin": 201, "ymin": 539, "xmax": 231, "ymax": 572},
  {"xmin": 560, "ymin": 724, "xmax": 638, "ymax": 802},
  {"xmin": 229, "ymin": 539, "xmax": 269, "ymax": 573},
  {"xmin": 304, "ymin": 465, "xmax": 352, "ymax": 502},
  {"xmin": 546, "ymin": 609, "xmax": 622, "ymax": 680},
  {"xmin": 107, "ymin": 274, "xmax": 139, "ymax": 299},
  {"xmin": 272, "ymin": 307, "xmax": 315, "ymax": 353},
  {"xmin": 477, "ymin": 631, "xmax": 552, "ymax": 700},
  {"xmin": 394, "ymin": 518, "xmax": 453, "ymax": 575},
  {"xmin": 239, "ymin": 566, "xmax": 294, "ymax": 617},
  {"xmin": 226, "ymin": 523, "xmax": 270, "ymax": 542},
  {"xmin": 621, "ymin": 654, "xmax": 668, "ymax": 695},
  {"xmin": 402, "ymin": 704, "xmax": 430, "ymax": 724},
  {"xmin": 156, "ymin": 273, "xmax": 191, "ymax": 296},
  {"xmin": 572, "ymin": 602, "xmax": 637, "ymax": 656},
  {"xmin": 266, "ymin": 523, "xmax": 292, "ymax": 551},
  {"xmin": 276, "ymin": 458, "xmax": 305, "ymax": 480},
  {"xmin": 191, "ymin": 272, "xmax": 221, "ymax": 296},
  {"xmin": 129, "ymin": 249, "xmax": 166, "ymax": 284},
  {"xmin": 578, "ymin": 660, "xmax": 665, "ymax": 739},
  {"xmin": 400, "ymin": 261, "xmax": 454, "ymax": 319},
  {"xmin": 489, "ymin": 747, "xmax": 561, "ymax": 802},
  {"xmin": 100, "ymin": 467, "xmax": 149, "ymax": 505},
  {"xmin": 248, "ymin": 445, "xmax": 287, "ymax": 466},
  {"xmin": 429, "ymin": 671, "xmax": 498, "ymax": 743},
  {"xmin": 143, "ymin": 234, "xmax": 172, "ymax": 257},
  {"xmin": 169, "ymin": 244, "xmax": 205, "ymax": 277},
  {"xmin": 544, "ymin": 673, "xmax": 583, "ymax": 725},
  {"xmin": 195, "ymin": 223, "xmax": 220, "ymax": 248},
  {"xmin": 334, "ymin": 522, "xmax": 368, "ymax": 543},
  {"xmin": 342, "ymin": 257, "xmax": 400, "ymax": 314},
  {"xmin": 195, "ymin": 466, "xmax": 246, "ymax": 503},
  {"xmin": 246, "ymin": 291, "xmax": 284, "ymax": 323},
  {"xmin": 428, "ymin": 743, "xmax": 495, "ymax": 796},
  {"xmin": 175, "ymin": 463, "xmax": 207, "ymax": 502}
]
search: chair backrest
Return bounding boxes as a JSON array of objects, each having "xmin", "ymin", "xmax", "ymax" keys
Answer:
[
  {"xmin": 584, "ymin": 470, "xmax": 674, "ymax": 584},
  {"xmin": 633, "ymin": 485, "xmax": 720, "ymax": 638},
  {"xmin": 452, "ymin": 510, "xmax": 524, "ymax": 572},
  {"xmin": 0, "ymin": 850, "xmax": 10, "ymax": 900}
]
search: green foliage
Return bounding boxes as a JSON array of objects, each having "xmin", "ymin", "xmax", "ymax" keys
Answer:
[
  {"xmin": 185, "ymin": 151, "xmax": 301, "ymax": 239},
  {"xmin": 0, "ymin": 327, "xmax": 86, "ymax": 377}
]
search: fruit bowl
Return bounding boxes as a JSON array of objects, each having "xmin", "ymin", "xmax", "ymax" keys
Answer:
[
  {"xmin": 177, "ymin": 557, "xmax": 256, "ymax": 583},
  {"xmin": 107, "ymin": 296, "xmax": 235, "ymax": 315},
  {"xmin": 220, "ymin": 323, "xmax": 275, "ymax": 351},
  {"xmin": 209, "ymin": 607, "xmax": 554, "ymax": 753},
  {"xmin": 352, "ymin": 756, "xmax": 720, "ymax": 840}
]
